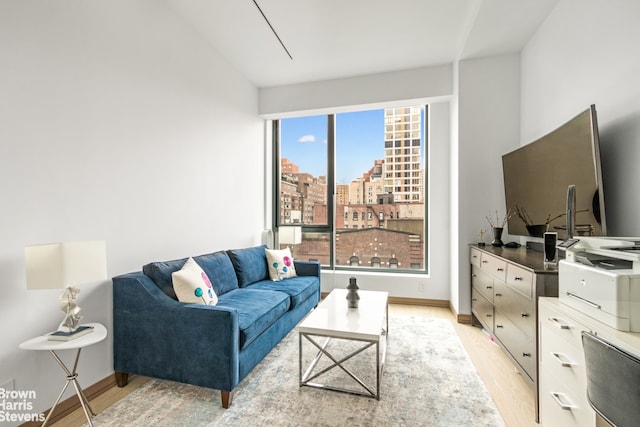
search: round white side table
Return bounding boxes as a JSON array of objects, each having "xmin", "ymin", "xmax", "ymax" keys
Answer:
[{"xmin": 19, "ymin": 323, "xmax": 107, "ymax": 427}]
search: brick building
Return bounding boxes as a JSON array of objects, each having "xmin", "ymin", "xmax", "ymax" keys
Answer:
[{"xmin": 292, "ymin": 227, "xmax": 424, "ymax": 270}]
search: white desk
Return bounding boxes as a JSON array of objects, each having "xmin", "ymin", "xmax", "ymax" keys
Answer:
[
  {"xmin": 298, "ymin": 289, "xmax": 388, "ymax": 399},
  {"xmin": 538, "ymin": 298, "xmax": 640, "ymax": 427},
  {"xmin": 19, "ymin": 323, "xmax": 107, "ymax": 426}
]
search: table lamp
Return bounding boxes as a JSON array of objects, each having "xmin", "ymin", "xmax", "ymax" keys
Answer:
[
  {"xmin": 279, "ymin": 226, "xmax": 302, "ymax": 247},
  {"xmin": 25, "ymin": 241, "xmax": 107, "ymax": 336},
  {"xmin": 279, "ymin": 226, "xmax": 302, "ymax": 255}
]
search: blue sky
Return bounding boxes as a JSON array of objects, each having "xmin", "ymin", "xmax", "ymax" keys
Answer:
[{"xmin": 280, "ymin": 109, "xmax": 385, "ymax": 184}]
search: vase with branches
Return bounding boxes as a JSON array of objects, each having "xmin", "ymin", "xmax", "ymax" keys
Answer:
[{"xmin": 486, "ymin": 210, "xmax": 513, "ymax": 247}]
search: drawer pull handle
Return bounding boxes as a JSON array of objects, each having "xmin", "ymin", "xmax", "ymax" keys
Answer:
[
  {"xmin": 548, "ymin": 317, "xmax": 571, "ymax": 330},
  {"xmin": 496, "ymin": 324, "xmax": 503, "ymax": 328},
  {"xmin": 566, "ymin": 292, "xmax": 602, "ymax": 309},
  {"xmin": 482, "ymin": 260, "xmax": 488, "ymax": 264},
  {"xmin": 521, "ymin": 313, "xmax": 529, "ymax": 318},
  {"xmin": 472, "ymin": 255, "xmax": 478, "ymax": 258},
  {"xmin": 472, "ymin": 274, "xmax": 477, "ymax": 278},
  {"xmin": 486, "ymin": 314, "xmax": 493, "ymax": 318},
  {"xmin": 495, "ymin": 293, "xmax": 502, "ymax": 297},
  {"xmin": 486, "ymin": 286, "xmax": 493, "ymax": 289},
  {"xmin": 514, "ymin": 276, "xmax": 523, "ymax": 281},
  {"xmin": 550, "ymin": 392, "xmax": 575, "ymax": 410},
  {"xmin": 472, "ymin": 298, "xmax": 477, "ymax": 302},
  {"xmin": 497, "ymin": 268, "xmax": 504, "ymax": 272},
  {"xmin": 551, "ymin": 352, "xmax": 575, "ymax": 367},
  {"xmin": 522, "ymin": 352, "xmax": 532, "ymax": 358}
]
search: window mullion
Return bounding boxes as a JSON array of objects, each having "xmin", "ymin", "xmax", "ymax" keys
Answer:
[{"xmin": 327, "ymin": 114, "xmax": 336, "ymax": 268}]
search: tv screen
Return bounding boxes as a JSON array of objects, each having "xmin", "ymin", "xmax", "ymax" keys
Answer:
[{"xmin": 502, "ymin": 105, "xmax": 606, "ymax": 241}]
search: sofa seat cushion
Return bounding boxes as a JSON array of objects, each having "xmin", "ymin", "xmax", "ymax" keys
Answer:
[
  {"xmin": 216, "ymin": 288, "xmax": 290, "ymax": 349},
  {"xmin": 247, "ymin": 276, "xmax": 319, "ymax": 310},
  {"xmin": 143, "ymin": 251, "xmax": 238, "ymax": 299}
]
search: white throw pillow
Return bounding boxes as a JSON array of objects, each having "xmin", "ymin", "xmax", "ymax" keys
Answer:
[
  {"xmin": 171, "ymin": 257, "xmax": 218, "ymax": 305},
  {"xmin": 265, "ymin": 247, "xmax": 297, "ymax": 281}
]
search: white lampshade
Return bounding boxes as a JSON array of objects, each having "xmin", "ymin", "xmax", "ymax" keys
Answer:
[
  {"xmin": 25, "ymin": 241, "xmax": 107, "ymax": 290},
  {"xmin": 279, "ymin": 226, "xmax": 302, "ymax": 245}
]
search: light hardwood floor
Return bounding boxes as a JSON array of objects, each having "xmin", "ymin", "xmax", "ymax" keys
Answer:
[{"xmin": 53, "ymin": 304, "xmax": 539, "ymax": 426}]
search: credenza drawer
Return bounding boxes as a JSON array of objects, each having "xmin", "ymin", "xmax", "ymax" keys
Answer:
[
  {"xmin": 506, "ymin": 263, "xmax": 534, "ymax": 298},
  {"xmin": 470, "ymin": 247, "xmax": 481, "ymax": 268},
  {"xmin": 471, "ymin": 267, "xmax": 494, "ymax": 303},
  {"xmin": 472, "ymin": 287, "xmax": 494, "ymax": 333},
  {"xmin": 480, "ymin": 252, "xmax": 506, "ymax": 282},
  {"xmin": 494, "ymin": 310, "xmax": 535, "ymax": 380},
  {"xmin": 494, "ymin": 281, "xmax": 534, "ymax": 337}
]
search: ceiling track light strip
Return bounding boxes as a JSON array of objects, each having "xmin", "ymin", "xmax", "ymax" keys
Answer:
[{"xmin": 252, "ymin": 0, "xmax": 293, "ymax": 60}]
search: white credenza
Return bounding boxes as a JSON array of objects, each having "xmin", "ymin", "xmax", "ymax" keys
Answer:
[{"xmin": 538, "ymin": 297, "xmax": 640, "ymax": 427}]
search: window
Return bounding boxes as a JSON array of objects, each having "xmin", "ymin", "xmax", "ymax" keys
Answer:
[{"xmin": 275, "ymin": 106, "xmax": 428, "ymax": 272}]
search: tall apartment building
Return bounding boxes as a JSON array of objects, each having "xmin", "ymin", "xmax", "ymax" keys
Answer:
[
  {"xmin": 349, "ymin": 159, "xmax": 385, "ymax": 205},
  {"xmin": 383, "ymin": 106, "xmax": 424, "ymax": 202},
  {"xmin": 281, "ymin": 158, "xmax": 299, "ymax": 174},
  {"xmin": 336, "ymin": 184, "xmax": 349, "ymax": 206}
]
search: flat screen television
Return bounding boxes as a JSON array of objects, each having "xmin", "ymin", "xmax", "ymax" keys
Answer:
[{"xmin": 502, "ymin": 104, "xmax": 606, "ymax": 241}]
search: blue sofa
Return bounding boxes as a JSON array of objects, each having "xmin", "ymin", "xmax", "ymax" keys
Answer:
[{"xmin": 112, "ymin": 245, "xmax": 321, "ymax": 408}]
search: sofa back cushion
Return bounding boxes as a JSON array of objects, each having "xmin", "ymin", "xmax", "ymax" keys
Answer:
[
  {"xmin": 227, "ymin": 245, "xmax": 269, "ymax": 287},
  {"xmin": 143, "ymin": 250, "xmax": 238, "ymax": 299},
  {"xmin": 195, "ymin": 251, "xmax": 239, "ymax": 295}
]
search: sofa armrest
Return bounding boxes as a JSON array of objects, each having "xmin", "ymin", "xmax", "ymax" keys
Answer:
[
  {"xmin": 294, "ymin": 260, "xmax": 320, "ymax": 277},
  {"xmin": 113, "ymin": 272, "xmax": 240, "ymax": 390}
]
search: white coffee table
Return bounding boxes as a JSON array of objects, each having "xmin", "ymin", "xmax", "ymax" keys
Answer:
[{"xmin": 298, "ymin": 289, "xmax": 388, "ymax": 399}]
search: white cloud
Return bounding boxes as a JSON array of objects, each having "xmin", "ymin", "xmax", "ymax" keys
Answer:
[{"xmin": 298, "ymin": 134, "xmax": 316, "ymax": 143}]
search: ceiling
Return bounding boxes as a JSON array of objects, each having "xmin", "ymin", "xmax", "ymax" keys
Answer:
[{"xmin": 164, "ymin": 0, "xmax": 559, "ymax": 88}]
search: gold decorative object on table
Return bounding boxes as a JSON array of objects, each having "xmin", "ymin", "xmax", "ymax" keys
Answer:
[{"xmin": 477, "ymin": 228, "xmax": 487, "ymax": 246}]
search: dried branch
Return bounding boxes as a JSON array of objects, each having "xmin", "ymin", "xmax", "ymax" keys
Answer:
[
  {"xmin": 486, "ymin": 209, "xmax": 513, "ymax": 229},
  {"xmin": 515, "ymin": 204, "xmax": 533, "ymax": 226}
]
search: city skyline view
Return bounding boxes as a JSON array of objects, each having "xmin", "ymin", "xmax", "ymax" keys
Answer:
[{"xmin": 280, "ymin": 109, "xmax": 386, "ymax": 184}]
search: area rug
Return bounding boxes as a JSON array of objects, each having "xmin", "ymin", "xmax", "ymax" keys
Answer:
[{"xmin": 88, "ymin": 316, "xmax": 505, "ymax": 426}]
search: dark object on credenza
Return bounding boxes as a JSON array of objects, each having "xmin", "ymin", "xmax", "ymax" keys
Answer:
[
  {"xmin": 582, "ymin": 331, "xmax": 640, "ymax": 427},
  {"xmin": 526, "ymin": 224, "xmax": 546, "ymax": 238},
  {"xmin": 544, "ymin": 232, "xmax": 558, "ymax": 264}
]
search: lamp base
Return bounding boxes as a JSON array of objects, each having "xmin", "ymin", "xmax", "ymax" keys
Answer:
[{"xmin": 58, "ymin": 286, "xmax": 83, "ymax": 333}]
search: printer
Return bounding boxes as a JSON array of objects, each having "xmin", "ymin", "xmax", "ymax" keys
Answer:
[{"xmin": 559, "ymin": 236, "xmax": 640, "ymax": 332}]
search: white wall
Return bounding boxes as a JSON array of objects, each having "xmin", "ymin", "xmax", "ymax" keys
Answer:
[
  {"xmin": 521, "ymin": 0, "xmax": 640, "ymax": 237},
  {"xmin": 456, "ymin": 54, "xmax": 521, "ymax": 315},
  {"xmin": 259, "ymin": 64, "xmax": 453, "ymax": 118},
  {"xmin": 0, "ymin": 1, "xmax": 261, "ymax": 421}
]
